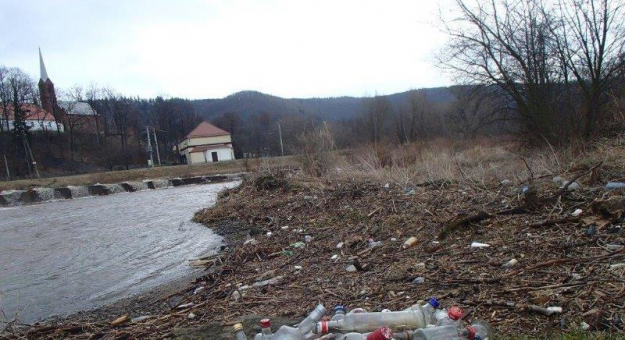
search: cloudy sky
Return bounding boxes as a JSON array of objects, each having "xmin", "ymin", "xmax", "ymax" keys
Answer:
[{"xmin": 1, "ymin": 0, "xmax": 454, "ymax": 99}]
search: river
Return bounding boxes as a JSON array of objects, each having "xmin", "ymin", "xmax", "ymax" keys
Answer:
[{"xmin": 0, "ymin": 181, "xmax": 238, "ymax": 324}]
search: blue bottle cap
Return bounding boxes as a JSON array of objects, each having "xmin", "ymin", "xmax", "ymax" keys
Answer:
[
  {"xmin": 333, "ymin": 305, "xmax": 346, "ymax": 313},
  {"xmin": 428, "ymin": 297, "xmax": 440, "ymax": 308},
  {"xmin": 474, "ymin": 337, "xmax": 483, "ymax": 340}
]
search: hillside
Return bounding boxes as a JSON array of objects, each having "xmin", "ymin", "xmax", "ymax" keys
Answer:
[{"xmin": 191, "ymin": 87, "xmax": 457, "ymax": 121}]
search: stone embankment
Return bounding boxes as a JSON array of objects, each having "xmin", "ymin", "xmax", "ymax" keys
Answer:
[{"xmin": 0, "ymin": 174, "xmax": 241, "ymax": 207}]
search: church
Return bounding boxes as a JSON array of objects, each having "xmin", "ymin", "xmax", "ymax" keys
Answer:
[{"xmin": 37, "ymin": 49, "xmax": 100, "ymax": 133}]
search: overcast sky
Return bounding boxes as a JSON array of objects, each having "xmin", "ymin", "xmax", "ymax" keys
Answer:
[{"xmin": 1, "ymin": 0, "xmax": 454, "ymax": 99}]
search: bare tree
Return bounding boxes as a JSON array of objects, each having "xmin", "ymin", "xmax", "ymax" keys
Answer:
[
  {"xmin": 440, "ymin": 0, "xmax": 566, "ymax": 144},
  {"xmin": 60, "ymin": 86, "xmax": 87, "ymax": 161},
  {"xmin": 85, "ymin": 83, "xmax": 103, "ymax": 145},
  {"xmin": 363, "ymin": 95, "xmax": 393, "ymax": 144},
  {"xmin": 446, "ymin": 86, "xmax": 510, "ymax": 138},
  {"xmin": 549, "ymin": 0, "xmax": 625, "ymax": 138},
  {"xmin": 6, "ymin": 68, "xmax": 37, "ymax": 176}
]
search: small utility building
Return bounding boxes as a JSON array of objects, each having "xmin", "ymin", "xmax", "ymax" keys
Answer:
[{"xmin": 177, "ymin": 121, "xmax": 235, "ymax": 165}]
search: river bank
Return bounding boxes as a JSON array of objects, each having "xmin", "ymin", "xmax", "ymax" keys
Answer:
[
  {"xmin": 0, "ymin": 155, "xmax": 297, "ymax": 191},
  {"xmin": 8, "ymin": 163, "xmax": 625, "ymax": 339}
]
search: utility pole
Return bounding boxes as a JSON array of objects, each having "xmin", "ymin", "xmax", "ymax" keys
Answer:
[
  {"xmin": 146, "ymin": 126, "xmax": 154, "ymax": 168},
  {"xmin": 153, "ymin": 128, "xmax": 161, "ymax": 166},
  {"xmin": 3, "ymin": 153, "xmax": 10, "ymax": 181},
  {"xmin": 22, "ymin": 133, "xmax": 39, "ymax": 178},
  {"xmin": 278, "ymin": 122, "xmax": 284, "ymax": 157}
]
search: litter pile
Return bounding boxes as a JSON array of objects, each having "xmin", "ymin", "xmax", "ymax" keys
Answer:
[
  {"xmin": 9, "ymin": 166, "xmax": 625, "ymax": 339},
  {"xmin": 236, "ymin": 299, "xmax": 492, "ymax": 340}
]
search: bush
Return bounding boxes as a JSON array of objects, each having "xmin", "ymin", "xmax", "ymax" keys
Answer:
[{"xmin": 296, "ymin": 124, "xmax": 335, "ymax": 177}]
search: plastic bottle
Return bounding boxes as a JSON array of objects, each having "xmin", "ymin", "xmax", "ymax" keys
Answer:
[
  {"xmin": 367, "ymin": 327, "xmax": 394, "ymax": 340},
  {"xmin": 253, "ymin": 319, "xmax": 273, "ymax": 340},
  {"xmin": 315, "ymin": 298, "xmax": 439, "ymax": 334},
  {"xmin": 432, "ymin": 306, "xmax": 463, "ymax": 326},
  {"xmin": 298, "ymin": 304, "xmax": 328, "ymax": 335},
  {"xmin": 411, "ymin": 321, "xmax": 492, "ymax": 340},
  {"xmin": 234, "ymin": 323, "xmax": 248, "ymax": 340},
  {"xmin": 268, "ymin": 304, "xmax": 327, "ymax": 340},
  {"xmin": 332, "ymin": 305, "xmax": 347, "ymax": 321}
]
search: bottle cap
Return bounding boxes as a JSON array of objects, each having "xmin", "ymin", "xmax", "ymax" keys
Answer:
[
  {"xmin": 260, "ymin": 319, "xmax": 271, "ymax": 328},
  {"xmin": 465, "ymin": 326, "xmax": 476, "ymax": 340},
  {"xmin": 233, "ymin": 323, "xmax": 244, "ymax": 332},
  {"xmin": 366, "ymin": 327, "xmax": 393, "ymax": 340},
  {"xmin": 333, "ymin": 305, "xmax": 346, "ymax": 313},
  {"xmin": 428, "ymin": 297, "xmax": 440, "ymax": 308},
  {"xmin": 448, "ymin": 306, "xmax": 463, "ymax": 320}
]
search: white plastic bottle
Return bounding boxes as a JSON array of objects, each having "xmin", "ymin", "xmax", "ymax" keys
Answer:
[{"xmin": 315, "ymin": 298, "xmax": 439, "ymax": 334}]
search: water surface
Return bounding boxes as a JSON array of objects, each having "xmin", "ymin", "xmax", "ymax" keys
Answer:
[{"xmin": 0, "ymin": 181, "xmax": 238, "ymax": 323}]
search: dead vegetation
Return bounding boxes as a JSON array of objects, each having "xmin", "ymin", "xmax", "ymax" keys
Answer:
[{"xmin": 5, "ymin": 138, "xmax": 625, "ymax": 339}]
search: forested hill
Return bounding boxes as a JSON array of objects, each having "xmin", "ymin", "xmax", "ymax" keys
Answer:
[{"xmin": 191, "ymin": 87, "xmax": 456, "ymax": 121}]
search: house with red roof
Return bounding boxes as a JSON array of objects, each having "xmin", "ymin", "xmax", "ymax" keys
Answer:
[
  {"xmin": 1, "ymin": 103, "xmax": 64, "ymax": 132},
  {"xmin": 176, "ymin": 121, "xmax": 235, "ymax": 164}
]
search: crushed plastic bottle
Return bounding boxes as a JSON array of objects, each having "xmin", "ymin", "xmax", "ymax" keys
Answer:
[
  {"xmin": 316, "ymin": 298, "xmax": 439, "ymax": 334},
  {"xmin": 234, "ymin": 323, "xmax": 248, "ymax": 340}
]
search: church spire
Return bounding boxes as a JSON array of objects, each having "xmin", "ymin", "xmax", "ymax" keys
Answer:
[{"xmin": 39, "ymin": 47, "xmax": 49, "ymax": 81}]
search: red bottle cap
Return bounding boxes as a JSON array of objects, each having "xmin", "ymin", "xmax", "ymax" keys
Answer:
[
  {"xmin": 448, "ymin": 306, "xmax": 463, "ymax": 320},
  {"xmin": 466, "ymin": 326, "xmax": 476, "ymax": 340},
  {"xmin": 260, "ymin": 319, "xmax": 271, "ymax": 328},
  {"xmin": 366, "ymin": 327, "xmax": 393, "ymax": 340}
]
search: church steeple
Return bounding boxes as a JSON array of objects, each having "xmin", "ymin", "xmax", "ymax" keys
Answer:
[
  {"xmin": 39, "ymin": 47, "xmax": 49, "ymax": 82},
  {"xmin": 38, "ymin": 48, "xmax": 57, "ymax": 114}
]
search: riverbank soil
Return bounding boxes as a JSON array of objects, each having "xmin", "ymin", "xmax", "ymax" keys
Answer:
[{"xmin": 5, "ymin": 142, "xmax": 625, "ymax": 339}]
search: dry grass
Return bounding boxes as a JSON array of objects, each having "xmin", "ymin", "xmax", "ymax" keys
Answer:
[
  {"xmin": 0, "ymin": 156, "xmax": 299, "ymax": 191},
  {"xmin": 331, "ymin": 136, "xmax": 625, "ymax": 189}
]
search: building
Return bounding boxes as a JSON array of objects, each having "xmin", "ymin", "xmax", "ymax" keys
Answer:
[
  {"xmin": 38, "ymin": 48, "xmax": 100, "ymax": 133},
  {"xmin": 177, "ymin": 121, "xmax": 235, "ymax": 164},
  {"xmin": 1, "ymin": 103, "xmax": 64, "ymax": 132}
]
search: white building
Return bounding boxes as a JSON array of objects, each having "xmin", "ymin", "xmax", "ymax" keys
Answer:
[{"xmin": 177, "ymin": 121, "xmax": 235, "ymax": 165}]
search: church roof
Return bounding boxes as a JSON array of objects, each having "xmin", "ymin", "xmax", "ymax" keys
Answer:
[
  {"xmin": 3, "ymin": 103, "xmax": 55, "ymax": 121},
  {"xmin": 185, "ymin": 121, "xmax": 230, "ymax": 139},
  {"xmin": 58, "ymin": 101, "xmax": 97, "ymax": 116},
  {"xmin": 39, "ymin": 48, "xmax": 49, "ymax": 81}
]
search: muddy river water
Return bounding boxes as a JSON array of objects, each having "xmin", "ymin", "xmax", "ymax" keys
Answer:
[{"xmin": 0, "ymin": 181, "xmax": 239, "ymax": 323}]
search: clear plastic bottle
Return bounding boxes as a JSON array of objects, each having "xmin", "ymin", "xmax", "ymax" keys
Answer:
[
  {"xmin": 253, "ymin": 319, "xmax": 273, "ymax": 340},
  {"xmin": 411, "ymin": 321, "xmax": 492, "ymax": 340},
  {"xmin": 234, "ymin": 323, "xmax": 248, "ymax": 340},
  {"xmin": 432, "ymin": 306, "xmax": 463, "ymax": 326},
  {"xmin": 269, "ymin": 304, "xmax": 328, "ymax": 340},
  {"xmin": 298, "ymin": 304, "xmax": 328, "ymax": 335},
  {"xmin": 331, "ymin": 305, "xmax": 347, "ymax": 321},
  {"xmin": 315, "ymin": 298, "xmax": 439, "ymax": 334}
]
